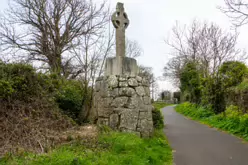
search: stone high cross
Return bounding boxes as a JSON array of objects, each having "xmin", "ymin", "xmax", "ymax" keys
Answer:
[{"xmin": 112, "ymin": 2, "xmax": 129, "ymax": 58}]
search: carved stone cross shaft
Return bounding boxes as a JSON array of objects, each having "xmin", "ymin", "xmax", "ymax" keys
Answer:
[{"xmin": 112, "ymin": 2, "xmax": 129, "ymax": 58}]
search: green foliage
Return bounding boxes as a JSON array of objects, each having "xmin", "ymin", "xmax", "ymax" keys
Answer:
[
  {"xmin": 0, "ymin": 62, "xmax": 54, "ymax": 100},
  {"xmin": 233, "ymin": 78, "xmax": 248, "ymax": 92},
  {"xmin": 0, "ymin": 80, "xmax": 14, "ymax": 98},
  {"xmin": 1, "ymin": 130, "xmax": 173, "ymax": 165},
  {"xmin": 176, "ymin": 103, "xmax": 248, "ymax": 140},
  {"xmin": 152, "ymin": 107, "xmax": 164, "ymax": 129},
  {"xmin": 178, "ymin": 61, "xmax": 248, "ymax": 114},
  {"xmin": 225, "ymin": 105, "xmax": 242, "ymax": 117},
  {"xmin": 207, "ymin": 61, "xmax": 248, "ymax": 113},
  {"xmin": 219, "ymin": 61, "xmax": 248, "ymax": 88},
  {"xmin": 152, "ymin": 102, "xmax": 169, "ymax": 129},
  {"xmin": 0, "ymin": 62, "xmax": 87, "ymax": 123},
  {"xmin": 180, "ymin": 62, "xmax": 201, "ymax": 104},
  {"xmin": 55, "ymin": 80, "xmax": 84, "ymax": 122},
  {"xmin": 176, "ymin": 102, "xmax": 214, "ymax": 119}
]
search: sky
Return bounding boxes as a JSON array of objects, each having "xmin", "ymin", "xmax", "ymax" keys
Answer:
[{"xmin": 1, "ymin": 0, "xmax": 248, "ymax": 95}]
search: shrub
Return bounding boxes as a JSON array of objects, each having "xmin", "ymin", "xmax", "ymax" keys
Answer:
[
  {"xmin": 55, "ymin": 80, "xmax": 85, "ymax": 122},
  {"xmin": 0, "ymin": 62, "xmax": 88, "ymax": 123},
  {"xmin": 152, "ymin": 107, "xmax": 164, "ymax": 129},
  {"xmin": 0, "ymin": 63, "xmax": 75, "ymax": 156},
  {"xmin": 225, "ymin": 105, "xmax": 242, "ymax": 117},
  {"xmin": 219, "ymin": 61, "xmax": 248, "ymax": 88},
  {"xmin": 0, "ymin": 80, "xmax": 14, "ymax": 98},
  {"xmin": 0, "ymin": 62, "xmax": 55, "ymax": 100}
]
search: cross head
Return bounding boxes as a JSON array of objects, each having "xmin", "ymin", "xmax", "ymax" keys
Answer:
[
  {"xmin": 112, "ymin": 3, "xmax": 129, "ymax": 30},
  {"xmin": 112, "ymin": 2, "xmax": 129, "ymax": 58}
]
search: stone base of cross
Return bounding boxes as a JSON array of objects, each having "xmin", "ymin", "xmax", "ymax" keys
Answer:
[{"xmin": 104, "ymin": 56, "xmax": 138, "ymax": 77}]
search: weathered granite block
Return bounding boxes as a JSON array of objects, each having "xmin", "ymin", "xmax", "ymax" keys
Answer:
[
  {"xmin": 136, "ymin": 86, "xmax": 146, "ymax": 96},
  {"xmin": 126, "ymin": 96, "xmax": 140, "ymax": 109},
  {"xmin": 109, "ymin": 114, "xmax": 119, "ymax": 129},
  {"xmin": 136, "ymin": 76, "xmax": 142, "ymax": 82},
  {"xmin": 143, "ymin": 96, "xmax": 151, "ymax": 105},
  {"xmin": 119, "ymin": 81, "xmax": 128, "ymax": 87},
  {"xmin": 128, "ymin": 78, "xmax": 138, "ymax": 87},
  {"xmin": 98, "ymin": 108, "xmax": 113, "ymax": 118},
  {"xmin": 111, "ymin": 97, "xmax": 128, "ymax": 108},
  {"xmin": 108, "ymin": 75, "xmax": 118, "ymax": 88},
  {"xmin": 119, "ymin": 109, "xmax": 139, "ymax": 130},
  {"xmin": 119, "ymin": 87, "xmax": 136, "ymax": 97}
]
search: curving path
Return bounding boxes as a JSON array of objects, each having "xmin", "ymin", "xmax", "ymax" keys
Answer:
[{"xmin": 162, "ymin": 106, "xmax": 248, "ymax": 165}]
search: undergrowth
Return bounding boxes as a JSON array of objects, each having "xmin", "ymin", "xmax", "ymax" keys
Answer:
[
  {"xmin": 152, "ymin": 102, "xmax": 168, "ymax": 129},
  {"xmin": 1, "ymin": 130, "xmax": 173, "ymax": 165},
  {"xmin": 0, "ymin": 62, "xmax": 82, "ymax": 156},
  {"xmin": 176, "ymin": 102, "xmax": 248, "ymax": 140}
]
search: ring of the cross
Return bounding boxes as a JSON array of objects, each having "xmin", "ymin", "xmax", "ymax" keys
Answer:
[{"xmin": 111, "ymin": 11, "xmax": 129, "ymax": 29}]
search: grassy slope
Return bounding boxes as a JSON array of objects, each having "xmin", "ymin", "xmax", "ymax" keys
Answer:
[
  {"xmin": 176, "ymin": 102, "xmax": 248, "ymax": 141},
  {"xmin": 1, "ymin": 104, "xmax": 173, "ymax": 165}
]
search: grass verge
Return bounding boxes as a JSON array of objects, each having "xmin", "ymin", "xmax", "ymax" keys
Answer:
[
  {"xmin": 176, "ymin": 102, "xmax": 248, "ymax": 141},
  {"xmin": 153, "ymin": 102, "xmax": 172, "ymax": 110},
  {"xmin": 1, "ymin": 129, "xmax": 172, "ymax": 165}
]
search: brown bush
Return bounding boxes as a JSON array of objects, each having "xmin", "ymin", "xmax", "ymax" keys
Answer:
[{"xmin": 0, "ymin": 98, "xmax": 75, "ymax": 156}]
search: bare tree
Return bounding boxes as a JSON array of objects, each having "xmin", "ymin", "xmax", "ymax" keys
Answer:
[
  {"xmin": 125, "ymin": 38, "xmax": 143, "ymax": 59},
  {"xmin": 219, "ymin": 0, "xmax": 248, "ymax": 27},
  {"xmin": 0, "ymin": 0, "xmax": 109, "ymax": 76},
  {"xmin": 138, "ymin": 65, "xmax": 157, "ymax": 100},
  {"xmin": 164, "ymin": 20, "xmax": 245, "ymax": 87},
  {"xmin": 72, "ymin": 24, "xmax": 115, "ymax": 121}
]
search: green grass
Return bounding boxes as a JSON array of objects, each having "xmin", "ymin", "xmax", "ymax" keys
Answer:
[
  {"xmin": 1, "ymin": 130, "xmax": 173, "ymax": 165},
  {"xmin": 153, "ymin": 102, "xmax": 172, "ymax": 110},
  {"xmin": 176, "ymin": 102, "xmax": 248, "ymax": 141}
]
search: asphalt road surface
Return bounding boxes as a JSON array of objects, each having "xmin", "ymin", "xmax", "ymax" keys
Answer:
[{"xmin": 162, "ymin": 106, "xmax": 248, "ymax": 165}]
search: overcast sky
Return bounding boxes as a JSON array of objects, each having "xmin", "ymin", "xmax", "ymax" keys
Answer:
[{"xmin": 1, "ymin": 0, "xmax": 248, "ymax": 95}]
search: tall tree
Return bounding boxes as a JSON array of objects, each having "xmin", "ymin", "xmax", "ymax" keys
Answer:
[
  {"xmin": 73, "ymin": 25, "xmax": 115, "ymax": 121},
  {"xmin": 138, "ymin": 66, "xmax": 157, "ymax": 100},
  {"xmin": 180, "ymin": 61, "xmax": 202, "ymax": 103},
  {"xmin": 0, "ymin": 0, "xmax": 109, "ymax": 76}
]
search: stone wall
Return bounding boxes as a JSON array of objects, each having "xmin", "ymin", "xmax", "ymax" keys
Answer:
[{"xmin": 92, "ymin": 75, "xmax": 154, "ymax": 137}]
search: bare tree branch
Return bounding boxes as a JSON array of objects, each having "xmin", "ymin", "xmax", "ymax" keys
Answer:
[
  {"xmin": 125, "ymin": 38, "xmax": 143, "ymax": 59},
  {"xmin": 219, "ymin": 0, "xmax": 248, "ymax": 27}
]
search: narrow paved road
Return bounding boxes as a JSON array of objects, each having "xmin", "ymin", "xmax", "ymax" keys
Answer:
[{"xmin": 162, "ymin": 106, "xmax": 248, "ymax": 165}]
